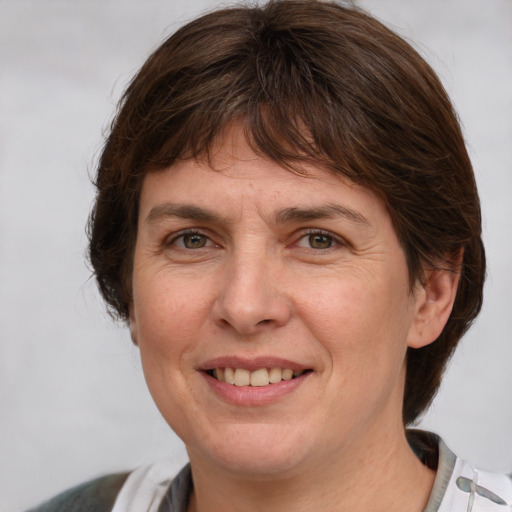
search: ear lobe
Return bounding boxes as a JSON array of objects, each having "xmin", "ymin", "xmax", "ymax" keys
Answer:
[{"xmin": 407, "ymin": 266, "xmax": 460, "ymax": 349}]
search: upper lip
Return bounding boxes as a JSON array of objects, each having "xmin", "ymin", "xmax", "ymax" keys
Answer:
[{"xmin": 198, "ymin": 356, "xmax": 310, "ymax": 372}]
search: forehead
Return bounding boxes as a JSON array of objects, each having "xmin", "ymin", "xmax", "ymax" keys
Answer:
[
  {"xmin": 139, "ymin": 126, "xmax": 389, "ymax": 228},
  {"xmin": 140, "ymin": 164, "xmax": 386, "ymax": 234}
]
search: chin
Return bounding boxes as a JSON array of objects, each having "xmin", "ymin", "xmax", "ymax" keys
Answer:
[{"xmin": 186, "ymin": 422, "xmax": 314, "ymax": 479}]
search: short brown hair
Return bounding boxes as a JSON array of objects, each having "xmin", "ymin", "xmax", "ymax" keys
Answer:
[{"xmin": 88, "ymin": 0, "xmax": 485, "ymax": 424}]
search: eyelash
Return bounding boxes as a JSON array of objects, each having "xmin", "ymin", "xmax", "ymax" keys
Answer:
[
  {"xmin": 166, "ymin": 229, "xmax": 214, "ymax": 249},
  {"xmin": 165, "ymin": 228, "xmax": 346, "ymax": 251},
  {"xmin": 295, "ymin": 229, "xmax": 346, "ymax": 250}
]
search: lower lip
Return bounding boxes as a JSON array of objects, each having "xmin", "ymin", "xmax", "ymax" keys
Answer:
[{"xmin": 201, "ymin": 372, "xmax": 311, "ymax": 406}]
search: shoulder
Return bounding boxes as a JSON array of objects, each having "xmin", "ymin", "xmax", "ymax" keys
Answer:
[
  {"xmin": 111, "ymin": 461, "xmax": 191, "ymax": 512},
  {"xmin": 26, "ymin": 462, "xmax": 191, "ymax": 512},
  {"xmin": 26, "ymin": 472, "xmax": 129, "ymax": 512},
  {"xmin": 411, "ymin": 430, "xmax": 512, "ymax": 512}
]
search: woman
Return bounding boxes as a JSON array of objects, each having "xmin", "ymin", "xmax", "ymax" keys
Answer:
[{"xmin": 29, "ymin": 1, "xmax": 511, "ymax": 511}]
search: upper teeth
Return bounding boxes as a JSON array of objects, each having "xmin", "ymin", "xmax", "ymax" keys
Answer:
[{"xmin": 213, "ymin": 367, "xmax": 304, "ymax": 387}]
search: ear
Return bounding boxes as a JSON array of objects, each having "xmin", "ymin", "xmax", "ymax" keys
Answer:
[
  {"xmin": 128, "ymin": 306, "xmax": 138, "ymax": 346},
  {"xmin": 407, "ymin": 260, "xmax": 461, "ymax": 349}
]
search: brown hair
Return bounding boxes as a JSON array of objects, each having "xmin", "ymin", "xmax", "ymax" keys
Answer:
[{"xmin": 88, "ymin": 0, "xmax": 485, "ymax": 424}]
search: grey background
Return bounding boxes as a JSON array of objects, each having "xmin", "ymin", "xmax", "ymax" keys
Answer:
[{"xmin": 0, "ymin": 1, "xmax": 511, "ymax": 510}]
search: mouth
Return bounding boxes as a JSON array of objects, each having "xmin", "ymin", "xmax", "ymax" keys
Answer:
[{"xmin": 205, "ymin": 367, "xmax": 312, "ymax": 387}]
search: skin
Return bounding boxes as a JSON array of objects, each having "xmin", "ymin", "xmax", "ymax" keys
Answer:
[{"xmin": 129, "ymin": 126, "xmax": 459, "ymax": 511}]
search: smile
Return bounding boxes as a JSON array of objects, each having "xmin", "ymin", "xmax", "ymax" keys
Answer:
[{"xmin": 208, "ymin": 367, "xmax": 309, "ymax": 387}]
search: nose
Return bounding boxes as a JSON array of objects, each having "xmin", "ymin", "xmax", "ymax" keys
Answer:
[{"xmin": 212, "ymin": 252, "xmax": 292, "ymax": 335}]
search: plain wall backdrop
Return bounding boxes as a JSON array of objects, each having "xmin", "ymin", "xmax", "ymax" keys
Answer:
[{"xmin": 1, "ymin": 1, "xmax": 511, "ymax": 510}]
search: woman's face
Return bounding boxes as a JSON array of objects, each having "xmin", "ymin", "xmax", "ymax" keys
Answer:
[{"xmin": 130, "ymin": 126, "xmax": 426, "ymax": 478}]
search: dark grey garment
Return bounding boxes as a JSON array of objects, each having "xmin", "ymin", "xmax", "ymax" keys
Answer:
[
  {"xmin": 157, "ymin": 464, "xmax": 192, "ymax": 512},
  {"xmin": 25, "ymin": 465, "xmax": 192, "ymax": 512},
  {"xmin": 26, "ymin": 472, "xmax": 129, "ymax": 512}
]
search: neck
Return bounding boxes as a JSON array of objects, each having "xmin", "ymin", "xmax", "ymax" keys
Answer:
[{"xmin": 187, "ymin": 426, "xmax": 435, "ymax": 512}]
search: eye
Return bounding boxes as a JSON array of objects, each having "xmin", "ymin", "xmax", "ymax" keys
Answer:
[
  {"xmin": 307, "ymin": 233, "xmax": 334, "ymax": 249},
  {"xmin": 171, "ymin": 231, "xmax": 212, "ymax": 249},
  {"xmin": 295, "ymin": 230, "xmax": 342, "ymax": 250}
]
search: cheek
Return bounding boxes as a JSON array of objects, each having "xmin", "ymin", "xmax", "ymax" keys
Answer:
[
  {"xmin": 138, "ymin": 265, "xmax": 212, "ymax": 317},
  {"xmin": 296, "ymin": 273, "xmax": 412, "ymax": 369},
  {"xmin": 132, "ymin": 277, "xmax": 206, "ymax": 418},
  {"xmin": 132, "ymin": 273, "xmax": 210, "ymax": 361},
  {"xmin": 297, "ymin": 277, "xmax": 381, "ymax": 337}
]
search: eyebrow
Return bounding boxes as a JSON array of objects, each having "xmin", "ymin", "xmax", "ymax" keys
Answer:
[
  {"xmin": 273, "ymin": 204, "xmax": 370, "ymax": 226},
  {"xmin": 145, "ymin": 203, "xmax": 228, "ymax": 225},
  {"xmin": 145, "ymin": 202, "xmax": 369, "ymax": 227}
]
